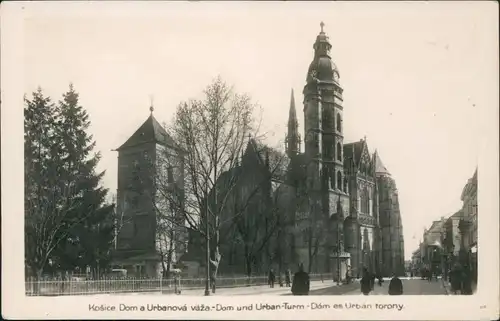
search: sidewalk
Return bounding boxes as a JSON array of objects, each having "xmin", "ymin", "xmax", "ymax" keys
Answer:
[{"xmin": 171, "ymin": 280, "xmax": 340, "ymax": 296}]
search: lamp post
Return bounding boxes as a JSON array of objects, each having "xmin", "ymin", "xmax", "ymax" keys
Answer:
[{"xmin": 204, "ymin": 185, "xmax": 210, "ymax": 296}]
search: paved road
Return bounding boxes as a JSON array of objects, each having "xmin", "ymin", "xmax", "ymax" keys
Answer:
[{"xmin": 309, "ymin": 278, "xmax": 448, "ymax": 295}]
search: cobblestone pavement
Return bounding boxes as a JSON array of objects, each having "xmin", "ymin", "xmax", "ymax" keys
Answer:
[{"xmin": 310, "ymin": 278, "xmax": 448, "ymax": 295}]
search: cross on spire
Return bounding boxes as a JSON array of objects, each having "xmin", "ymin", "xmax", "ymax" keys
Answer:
[{"xmin": 320, "ymin": 21, "xmax": 325, "ymax": 33}]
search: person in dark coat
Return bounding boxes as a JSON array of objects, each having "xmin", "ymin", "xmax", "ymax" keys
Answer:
[
  {"xmin": 285, "ymin": 269, "xmax": 291, "ymax": 287},
  {"xmin": 450, "ymin": 265, "xmax": 462, "ymax": 294},
  {"xmin": 360, "ymin": 268, "xmax": 372, "ymax": 295},
  {"xmin": 461, "ymin": 266, "xmax": 473, "ymax": 295},
  {"xmin": 268, "ymin": 269, "xmax": 276, "ymax": 288},
  {"xmin": 291, "ymin": 264, "xmax": 310, "ymax": 295},
  {"xmin": 388, "ymin": 274, "xmax": 403, "ymax": 295}
]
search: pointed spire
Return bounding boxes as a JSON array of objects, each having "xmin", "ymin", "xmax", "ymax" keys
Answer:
[
  {"xmin": 289, "ymin": 88, "xmax": 297, "ymax": 122},
  {"xmin": 286, "ymin": 88, "xmax": 300, "ymax": 158}
]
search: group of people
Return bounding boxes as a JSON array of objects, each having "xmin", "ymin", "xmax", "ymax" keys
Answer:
[
  {"xmin": 360, "ymin": 268, "xmax": 403, "ymax": 295},
  {"xmin": 267, "ymin": 264, "xmax": 311, "ymax": 295},
  {"xmin": 449, "ymin": 264, "xmax": 475, "ymax": 295}
]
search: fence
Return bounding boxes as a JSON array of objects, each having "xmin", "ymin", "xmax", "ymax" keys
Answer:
[{"xmin": 25, "ymin": 273, "xmax": 327, "ymax": 296}]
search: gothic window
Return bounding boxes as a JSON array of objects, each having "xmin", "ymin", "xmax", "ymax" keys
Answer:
[
  {"xmin": 337, "ymin": 171, "xmax": 342, "ymax": 191},
  {"xmin": 167, "ymin": 166, "xmax": 174, "ymax": 184},
  {"xmin": 344, "ymin": 177, "xmax": 348, "ymax": 193},
  {"xmin": 336, "ymin": 114, "xmax": 342, "ymax": 132},
  {"xmin": 336, "ymin": 142, "xmax": 342, "ymax": 161},
  {"xmin": 330, "ymin": 171, "xmax": 335, "ymax": 189},
  {"xmin": 361, "ymin": 187, "xmax": 370, "ymax": 214}
]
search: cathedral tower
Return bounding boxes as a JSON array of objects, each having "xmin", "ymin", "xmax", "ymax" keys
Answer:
[{"xmin": 303, "ymin": 22, "xmax": 350, "ymax": 275}]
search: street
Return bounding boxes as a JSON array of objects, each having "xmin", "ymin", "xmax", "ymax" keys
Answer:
[{"xmin": 308, "ymin": 278, "xmax": 448, "ymax": 295}]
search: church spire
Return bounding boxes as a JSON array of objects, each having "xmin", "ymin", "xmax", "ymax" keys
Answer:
[{"xmin": 286, "ymin": 88, "xmax": 300, "ymax": 157}]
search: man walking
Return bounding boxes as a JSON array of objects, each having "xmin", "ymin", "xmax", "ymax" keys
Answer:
[
  {"xmin": 291, "ymin": 264, "xmax": 310, "ymax": 295},
  {"xmin": 268, "ymin": 269, "xmax": 276, "ymax": 288}
]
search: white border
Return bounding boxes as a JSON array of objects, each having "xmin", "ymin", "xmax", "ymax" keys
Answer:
[{"xmin": 1, "ymin": 2, "xmax": 499, "ymax": 320}]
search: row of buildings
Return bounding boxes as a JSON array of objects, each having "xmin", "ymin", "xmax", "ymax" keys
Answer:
[
  {"xmin": 110, "ymin": 24, "xmax": 406, "ymax": 279},
  {"xmin": 411, "ymin": 169, "xmax": 477, "ymax": 281}
]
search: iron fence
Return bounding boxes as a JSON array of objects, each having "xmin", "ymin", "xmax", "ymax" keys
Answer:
[{"xmin": 25, "ymin": 273, "xmax": 327, "ymax": 296}]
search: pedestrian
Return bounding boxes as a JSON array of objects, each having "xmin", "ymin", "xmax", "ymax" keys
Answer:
[
  {"xmin": 268, "ymin": 269, "xmax": 275, "ymax": 288},
  {"xmin": 291, "ymin": 263, "xmax": 310, "ymax": 296},
  {"xmin": 285, "ymin": 269, "xmax": 291, "ymax": 287},
  {"xmin": 370, "ymin": 272, "xmax": 376, "ymax": 290},
  {"xmin": 461, "ymin": 266, "xmax": 473, "ymax": 295},
  {"xmin": 377, "ymin": 273, "xmax": 384, "ymax": 287},
  {"xmin": 388, "ymin": 274, "xmax": 403, "ymax": 295},
  {"xmin": 450, "ymin": 266, "xmax": 461, "ymax": 295},
  {"xmin": 360, "ymin": 268, "xmax": 372, "ymax": 295}
]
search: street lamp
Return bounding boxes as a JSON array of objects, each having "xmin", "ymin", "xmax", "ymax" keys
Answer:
[{"xmin": 204, "ymin": 185, "xmax": 210, "ymax": 296}]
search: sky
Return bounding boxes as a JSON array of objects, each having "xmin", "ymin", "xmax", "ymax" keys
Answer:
[{"xmin": 17, "ymin": 1, "xmax": 498, "ymax": 260}]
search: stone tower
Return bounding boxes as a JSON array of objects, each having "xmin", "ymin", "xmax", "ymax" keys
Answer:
[
  {"xmin": 302, "ymin": 22, "xmax": 350, "ymax": 275},
  {"xmin": 113, "ymin": 107, "xmax": 185, "ymax": 277}
]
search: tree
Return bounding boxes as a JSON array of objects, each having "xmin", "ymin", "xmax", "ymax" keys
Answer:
[
  {"xmin": 230, "ymin": 144, "xmax": 289, "ymax": 277},
  {"xmin": 24, "ymin": 85, "xmax": 115, "ymax": 282},
  {"xmin": 50, "ymin": 84, "xmax": 115, "ymax": 277},
  {"xmin": 24, "ymin": 88, "xmax": 81, "ymax": 281}
]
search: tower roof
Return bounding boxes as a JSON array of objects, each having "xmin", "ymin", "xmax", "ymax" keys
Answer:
[
  {"xmin": 117, "ymin": 112, "xmax": 176, "ymax": 151},
  {"xmin": 374, "ymin": 150, "xmax": 391, "ymax": 176},
  {"xmin": 306, "ymin": 22, "xmax": 339, "ymax": 84}
]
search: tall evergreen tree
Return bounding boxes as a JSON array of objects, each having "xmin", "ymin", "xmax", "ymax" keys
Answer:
[
  {"xmin": 24, "ymin": 88, "xmax": 74, "ymax": 280},
  {"xmin": 52, "ymin": 84, "xmax": 115, "ymax": 277}
]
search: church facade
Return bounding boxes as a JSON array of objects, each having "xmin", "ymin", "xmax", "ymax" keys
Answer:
[
  {"xmin": 111, "ymin": 24, "xmax": 405, "ymax": 278},
  {"xmin": 185, "ymin": 24, "xmax": 406, "ymax": 278}
]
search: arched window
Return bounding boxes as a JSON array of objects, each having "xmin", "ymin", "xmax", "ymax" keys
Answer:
[
  {"xmin": 337, "ymin": 171, "xmax": 342, "ymax": 191},
  {"xmin": 330, "ymin": 171, "xmax": 335, "ymax": 189},
  {"xmin": 336, "ymin": 142, "xmax": 342, "ymax": 161},
  {"xmin": 361, "ymin": 187, "xmax": 370, "ymax": 214},
  {"xmin": 336, "ymin": 114, "xmax": 342, "ymax": 132},
  {"xmin": 344, "ymin": 177, "xmax": 348, "ymax": 193}
]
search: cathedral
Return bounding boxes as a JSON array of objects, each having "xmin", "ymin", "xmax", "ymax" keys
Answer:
[{"xmin": 112, "ymin": 23, "xmax": 405, "ymax": 279}]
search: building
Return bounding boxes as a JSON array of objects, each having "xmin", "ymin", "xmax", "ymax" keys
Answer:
[
  {"xmin": 443, "ymin": 210, "xmax": 463, "ymax": 275},
  {"xmin": 186, "ymin": 23, "xmax": 405, "ymax": 279},
  {"xmin": 111, "ymin": 108, "xmax": 187, "ymax": 277},
  {"xmin": 375, "ymin": 152, "xmax": 405, "ymax": 276},
  {"xmin": 458, "ymin": 168, "xmax": 478, "ymax": 281}
]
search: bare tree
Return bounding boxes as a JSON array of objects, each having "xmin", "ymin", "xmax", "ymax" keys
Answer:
[
  {"xmin": 132, "ymin": 77, "xmax": 285, "ymax": 293},
  {"xmin": 224, "ymin": 144, "xmax": 289, "ymax": 277}
]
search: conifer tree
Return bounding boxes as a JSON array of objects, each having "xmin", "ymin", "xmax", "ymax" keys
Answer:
[
  {"xmin": 52, "ymin": 84, "xmax": 115, "ymax": 277},
  {"xmin": 24, "ymin": 88, "xmax": 74, "ymax": 280}
]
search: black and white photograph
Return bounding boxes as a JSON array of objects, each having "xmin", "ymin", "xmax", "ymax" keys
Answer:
[{"xmin": 2, "ymin": 1, "xmax": 499, "ymax": 320}]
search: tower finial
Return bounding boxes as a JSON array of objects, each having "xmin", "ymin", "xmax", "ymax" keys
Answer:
[
  {"xmin": 149, "ymin": 94, "xmax": 154, "ymax": 114},
  {"xmin": 320, "ymin": 21, "xmax": 325, "ymax": 33}
]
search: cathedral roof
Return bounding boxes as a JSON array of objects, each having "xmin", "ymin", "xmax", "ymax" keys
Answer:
[
  {"xmin": 343, "ymin": 141, "xmax": 364, "ymax": 167},
  {"xmin": 117, "ymin": 113, "xmax": 177, "ymax": 151}
]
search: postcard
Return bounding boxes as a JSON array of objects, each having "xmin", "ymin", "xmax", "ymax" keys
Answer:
[{"xmin": 1, "ymin": 1, "xmax": 498, "ymax": 320}]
